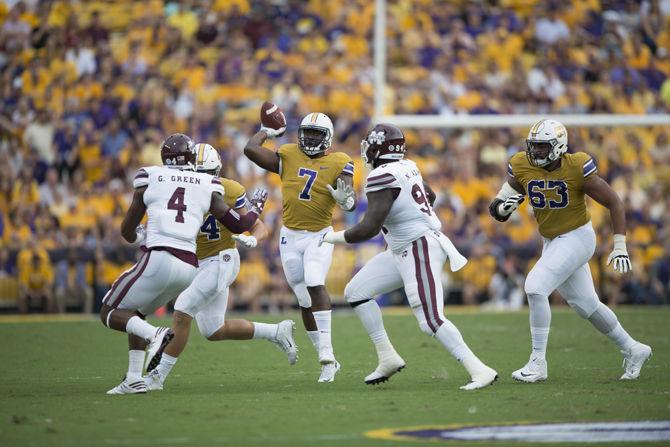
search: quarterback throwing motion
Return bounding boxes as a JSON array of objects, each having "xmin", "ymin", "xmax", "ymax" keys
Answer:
[
  {"xmin": 321, "ymin": 124, "xmax": 498, "ymax": 390},
  {"xmin": 489, "ymin": 119, "xmax": 652, "ymax": 382}
]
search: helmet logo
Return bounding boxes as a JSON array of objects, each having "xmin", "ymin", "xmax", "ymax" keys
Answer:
[{"xmin": 368, "ymin": 131, "xmax": 385, "ymax": 145}]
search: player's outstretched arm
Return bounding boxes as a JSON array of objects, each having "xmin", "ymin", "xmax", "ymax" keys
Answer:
[
  {"xmin": 489, "ymin": 175, "xmax": 525, "ymax": 222},
  {"xmin": 322, "ymin": 188, "xmax": 396, "ymax": 245},
  {"xmin": 232, "ymin": 214, "xmax": 269, "ymax": 248},
  {"xmin": 583, "ymin": 174, "xmax": 632, "ymax": 273},
  {"xmin": 121, "ymin": 186, "xmax": 147, "ymax": 243},
  {"xmin": 243, "ymin": 131, "xmax": 280, "ymax": 174},
  {"xmin": 210, "ymin": 189, "xmax": 268, "ymax": 234}
]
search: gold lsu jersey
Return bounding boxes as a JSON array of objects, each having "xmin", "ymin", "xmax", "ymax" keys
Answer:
[
  {"xmin": 508, "ymin": 151, "xmax": 598, "ymax": 239},
  {"xmin": 278, "ymin": 143, "xmax": 354, "ymax": 232},
  {"xmin": 196, "ymin": 178, "xmax": 247, "ymax": 259}
]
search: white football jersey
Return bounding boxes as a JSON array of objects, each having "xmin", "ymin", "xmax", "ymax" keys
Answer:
[
  {"xmin": 365, "ymin": 159, "xmax": 441, "ymax": 251},
  {"xmin": 133, "ymin": 166, "xmax": 225, "ymax": 253}
]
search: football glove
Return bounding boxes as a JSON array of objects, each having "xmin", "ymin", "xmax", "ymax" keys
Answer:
[
  {"xmin": 232, "ymin": 234, "xmax": 258, "ymax": 248},
  {"xmin": 318, "ymin": 230, "xmax": 347, "ymax": 246},
  {"xmin": 497, "ymin": 194, "xmax": 525, "ymax": 216},
  {"xmin": 260, "ymin": 126, "xmax": 286, "ymax": 139},
  {"xmin": 248, "ymin": 187, "xmax": 268, "ymax": 215},
  {"xmin": 607, "ymin": 234, "xmax": 632, "ymax": 273},
  {"xmin": 326, "ymin": 178, "xmax": 355, "ymax": 210}
]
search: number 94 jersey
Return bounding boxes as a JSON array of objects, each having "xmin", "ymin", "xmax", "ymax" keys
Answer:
[
  {"xmin": 508, "ymin": 151, "xmax": 597, "ymax": 239},
  {"xmin": 365, "ymin": 159, "xmax": 441, "ymax": 252}
]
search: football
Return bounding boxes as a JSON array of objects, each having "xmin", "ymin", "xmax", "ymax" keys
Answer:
[{"xmin": 260, "ymin": 101, "xmax": 287, "ymax": 130}]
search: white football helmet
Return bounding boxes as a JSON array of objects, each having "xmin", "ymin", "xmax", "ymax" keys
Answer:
[
  {"xmin": 298, "ymin": 112, "xmax": 334, "ymax": 156},
  {"xmin": 194, "ymin": 143, "xmax": 222, "ymax": 176},
  {"xmin": 526, "ymin": 119, "xmax": 568, "ymax": 167}
]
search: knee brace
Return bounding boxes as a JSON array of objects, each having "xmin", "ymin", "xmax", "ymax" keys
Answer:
[
  {"xmin": 566, "ymin": 294, "xmax": 600, "ymax": 319},
  {"xmin": 586, "ymin": 302, "xmax": 618, "ymax": 332},
  {"xmin": 344, "ymin": 281, "xmax": 365, "ymax": 304},
  {"xmin": 195, "ymin": 314, "xmax": 225, "ymax": 339},
  {"xmin": 525, "ymin": 268, "xmax": 550, "ymax": 297},
  {"xmin": 293, "ymin": 283, "xmax": 312, "ymax": 308},
  {"xmin": 282, "ymin": 258, "xmax": 304, "ymax": 286}
]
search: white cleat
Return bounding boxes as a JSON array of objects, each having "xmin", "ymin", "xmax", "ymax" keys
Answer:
[
  {"xmin": 143, "ymin": 369, "xmax": 164, "ymax": 391},
  {"xmin": 460, "ymin": 366, "xmax": 498, "ymax": 391},
  {"xmin": 106, "ymin": 377, "xmax": 147, "ymax": 395},
  {"xmin": 318, "ymin": 360, "xmax": 341, "ymax": 383},
  {"xmin": 145, "ymin": 327, "xmax": 174, "ymax": 373},
  {"xmin": 620, "ymin": 342, "xmax": 652, "ymax": 380},
  {"xmin": 512, "ymin": 357, "xmax": 548, "ymax": 383},
  {"xmin": 272, "ymin": 320, "xmax": 298, "ymax": 365},
  {"xmin": 365, "ymin": 353, "xmax": 406, "ymax": 385}
]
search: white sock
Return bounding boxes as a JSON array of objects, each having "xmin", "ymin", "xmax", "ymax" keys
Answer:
[
  {"xmin": 253, "ymin": 322, "xmax": 277, "ymax": 341},
  {"xmin": 156, "ymin": 353, "xmax": 177, "ymax": 380},
  {"xmin": 313, "ymin": 310, "xmax": 334, "ymax": 362},
  {"xmin": 607, "ymin": 324, "xmax": 636, "ymax": 351},
  {"xmin": 127, "ymin": 350, "xmax": 145, "ymax": 380},
  {"xmin": 527, "ymin": 293, "xmax": 551, "ymax": 359},
  {"xmin": 307, "ymin": 330, "xmax": 320, "ymax": 351},
  {"xmin": 125, "ymin": 316, "xmax": 157, "ymax": 341},
  {"xmin": 434, "ymin": 320, "xmax": 487, "ymax": 376},
  {"xmin": 354, "ymin": 300, "xmax": 394, "ymax": 355}
]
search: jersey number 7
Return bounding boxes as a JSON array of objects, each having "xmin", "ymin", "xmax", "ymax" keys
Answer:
[{"xmin": 298, "ymin": 168, "xmax": 318, "ymax": 201}]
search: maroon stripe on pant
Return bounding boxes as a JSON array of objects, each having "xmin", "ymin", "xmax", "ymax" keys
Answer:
[
  {"xmin": 110, "ymin": 252, "xmax": 152, "ymax": 308},
  {"xmin": 102, "ymin": 253, "xmax": 146, "ymax": 305},
  {"xmin": 412, "ymin": 239, "xmax": 436, "ymax": 332},
  {"xmin": 421, "ymin": 236, "xmax": 443, "ymax": 327}
]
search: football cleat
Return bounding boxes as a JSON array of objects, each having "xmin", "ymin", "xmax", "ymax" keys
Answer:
[
  {"xmin": 145, "ymin": 327, "xmax": 174, "ymax": 373},
  {"xmin": 365, "ymin": 352, "xmax": 406, "ymax": 385},
  {"xmin": 461, "ymin": 366, "xmax": 498, "ymax": 391},
  {"xmin": 512, "ymin": 357, "xmax": 548, "ymax": 383},
  {"xmin": 272, "ymin": 320, "xmax": 298, "ymax": 365},
  {"xmin": 620, "ymin": 342, "xmax": 652, "ymax": 380},
  {"xmin": 318, "ymin": 360, "xmax": 341, "ymax": 383},
  {"xmin": 106, "ymin": 377, "xmax": 147, "ymax": 395},
  {"xmin": 143, "ymin": 369, "xmax": 164, "ymax": 391}
]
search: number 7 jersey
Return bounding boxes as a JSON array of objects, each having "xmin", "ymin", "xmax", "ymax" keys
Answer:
[
  {"xmin": 508, "ymin": 151, "xmax": 597, "ymax": 239},
  {"xmin": 133, "ymin": 166, "xmax": 224, "ymax": 253},
  {"xmin": 365, "ymin": 159, "xmax": 441, "ymax": 252}
]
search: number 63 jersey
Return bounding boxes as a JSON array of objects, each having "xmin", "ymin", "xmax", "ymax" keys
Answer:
[
  {"xmin": 133, "ymin": 166, "xmax": 224, "ymax": 253},
  {"xmin": 365, "ymin": 159, "xmax": 441, "ymax": 252},
  {"xmin": 508, "ymin": 151, "xmax": 597, "ymax": 239}
]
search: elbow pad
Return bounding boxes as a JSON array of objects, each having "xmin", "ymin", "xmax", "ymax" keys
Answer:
[
  {"xmin": 219, "ymin": 209, "xmax": 259, "ymax": 234},
  {"xmin": 489, "ymin": 198, "xmax": 511, "ymax": 222}
]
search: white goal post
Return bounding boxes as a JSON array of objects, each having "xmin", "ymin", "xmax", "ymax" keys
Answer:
[{"xmin": 372, "ymin": 0, "xmax": 670, "ymax": 128}]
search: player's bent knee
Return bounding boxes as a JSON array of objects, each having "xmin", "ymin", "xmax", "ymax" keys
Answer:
[
  {"xmin": 344, "ymin": 282, "xmax": 363, "ymax": 303},
  {"xmin": 283, "ymin": 258, "xmax": 304, "ymax": 285},
  {"xmin": 524, "ymin": 269, "xmax": 549, "ymax": 296},
  {"xmin": 418, "ymin": 320, "xmax": 435, "ymax": 336},
  {"xmin": 567, "ymin": 296, "xmax": 600, "ymax": 319}
]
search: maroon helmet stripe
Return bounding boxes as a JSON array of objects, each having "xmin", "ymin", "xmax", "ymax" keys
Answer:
[
  {"xmin": 102, "ymin": 253, "xmax": 147, "ymax": 306},
  {"xmin": 412, "ymin": 240, "xmax": 436, "ymax": 332},
  {"xmin": 421, "ymin": 236, "xmax": 443, "ymax": 327}
]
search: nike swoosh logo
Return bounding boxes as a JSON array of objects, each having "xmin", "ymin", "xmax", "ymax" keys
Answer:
[
  {"xmin": 320, "ymin": 167, "xmax": 329, "ymax": 170},
  {"xmin": 520, "ymin": 372, "xmax": 533, "ymax": 377}
]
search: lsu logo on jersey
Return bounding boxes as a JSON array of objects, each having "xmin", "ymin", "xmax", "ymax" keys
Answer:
[{"xmin": 509, "ymin": 151, "xmax": 597, "ymax": 239}]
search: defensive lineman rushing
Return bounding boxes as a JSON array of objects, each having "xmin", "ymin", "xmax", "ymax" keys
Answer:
[
  {"xmin": 321, "ymin": 124, "xmax": 498, "ymax": 390},
  {"xmin": 244, "ymin": 112, "xmax": 356, "ymax": 382},
  {"xmin": 100, "ymin": 134, "xmax": 267, "ymax": 395},
  {"xmin": 489, "ymin": 119, "xmax": 652, "ymax": 382},
  {"xmin": 144, "ymin": 144, "xmax": 296, "ymax": 391}
]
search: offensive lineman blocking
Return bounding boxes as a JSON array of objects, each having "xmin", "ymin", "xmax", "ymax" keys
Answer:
[
  {"xmin": 100, "ymin": 134, "xmax": 267, "ymax": 394},
  {"xmin": 244, "ymin": 112, "xmax": 356, "ymax": 382},
  {"xmin": 489, "ymin": 119, "xmax": 652, "ymax": 382},
  {"xmin": 321, "ymin": 124, "xmax": 498, "ymax": 390}
]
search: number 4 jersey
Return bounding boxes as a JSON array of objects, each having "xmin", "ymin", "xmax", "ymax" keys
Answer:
[
  {"xmin": 508, "ymin": 151, "xmax": 597, "ymax": 239},
  {"xmin": 133, "ymin": 166, "xmax": 224, "ymax": 253},
  {"xmin": 365, "ymin": 159, "xmax": 441, "ymax": 252}
]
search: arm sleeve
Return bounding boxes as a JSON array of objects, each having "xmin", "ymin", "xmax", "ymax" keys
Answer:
[
  {"xmin": 364, "ymin": 171, "xmax": 400, "ymax": 193},
  {"xmin": 582, "ymin": 157, "xmax": 597, "ymax": 178},
  {"xmin": 132, "ymin": 168, "xmax": 149, "ymax": 189},
  {"xmin": 341, "ymin": 160, "xmax": 354, "ymax": 176}
]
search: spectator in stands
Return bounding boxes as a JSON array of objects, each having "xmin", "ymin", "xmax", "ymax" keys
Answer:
[
  {"xmin": 55, "ymin": 249, "xmax": 93, "ymax": 313},
  {"xmin": 18, "ymin": 253, "xmax": 55, "ymax": 313}
]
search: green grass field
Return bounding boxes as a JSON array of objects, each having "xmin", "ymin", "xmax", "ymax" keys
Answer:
[{"xmin": 1, "ymin": 307, "xmax": 668, "ymax": 447}]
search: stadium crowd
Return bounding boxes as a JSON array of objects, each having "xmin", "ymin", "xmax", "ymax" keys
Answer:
[{"xmin": 0, "ymin": 0, "xmax": 668, "ymax": 313}]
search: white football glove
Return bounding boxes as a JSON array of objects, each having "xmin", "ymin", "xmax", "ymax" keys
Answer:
[
  {"xmin": 260, "ymin": 126, "xmax": 286, "ymax": 139},
  {"xmin": 607, "ymin": 234, "xmax": 632, "ymax": 273},
  {"xmin": 318, "ymin": 230, "xmax": 347, "ymax": 246},
  {"xmin": 497, "ymin": 194, "xmax": 525, "ymax": 216},
  {"xmin": 232, "ymin": 234, "xmax": 258, "ymax": 248},
  {"xmin": 326, "ymin": 178, "xmax": 355, "ymax": 210},
  {"xmin": 248, "ymin": 187, "xmax": 268, "ymax": 215},
  {"xmin": 134, "ymin": 224, "xmax": 146, "ymax": 245}
]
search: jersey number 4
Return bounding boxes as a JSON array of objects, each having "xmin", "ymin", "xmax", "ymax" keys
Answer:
[
  {"xmin": 167, "ymin": 187, "xmax": 187, "ymax": 222},
  {"xmin": 528, "ymin": 180, "xmax": 569, "ymax": 209},
  {"xmin": 298, "ymin": 168, "xmax": 318, "ymax": 200},
  {"xmin": 200, "ymin": 215, "xmax": 220, "ymax": 240}
]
